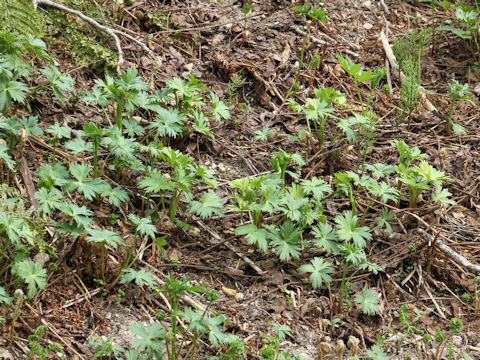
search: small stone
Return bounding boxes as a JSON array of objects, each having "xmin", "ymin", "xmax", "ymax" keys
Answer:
[
  {"xmin": 363, "ymin": 23, "xmax": 373, "ymax": 30},
  {"xmin": 451, "ymin": 335, "xmax": 462, "ymax": 347},
  {"xmin": 234, "ymin": 292, "xmax": 244, "ymax": 301},
  {"xmin": 33, "ymin": 253, "xmax": 50, "ymax": 266},
  {"xmin": 184, "ymin": 63, "xmax": 193, "ymax": 71},
  {"xmin": 362, "ymin": 0, "xmax": 371, "ymax": 7}
]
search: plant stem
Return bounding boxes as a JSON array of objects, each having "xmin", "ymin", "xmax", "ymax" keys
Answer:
[
  {"xmin": 358, "ymin": 199, "xmax": 375, "ymax": 227},
  {"xmin": 100, "ymin": 243, "xmax": 106, "ymax": 280},
  {"xmin": 123, "ymin": 231, "xmax": 138, "ymax": 270},
  {"xmin": 348, "ymin": 187, "xmax": 357, "ymax": 216},
  {"xmin": 115, "ymin": 96, "xmax": 126, "ymax": 130},
  {"xmin": 305, "ymin": 117, "xmax": 318, "ymax": 153},
  {"xmin": 92, "ymin": 139, "xmax": 99, "ymax": 178},
  {"xmin": 446, "ymin": 100, "xmax": 457, "ymax": 135},
  {"xmin": 170, "ymin": 188, "xmax": 182, "ymax": 222},
  {"xmin": 296, "ymin": 20, "xmax": 312, "ymax": 84},
  {"xmin": 337, "ymin": 263, "xmax": 349, "ymax": 313},
  {"xmin": 353, "ymin": 79, "xmax": 364, "ymax": 113}
]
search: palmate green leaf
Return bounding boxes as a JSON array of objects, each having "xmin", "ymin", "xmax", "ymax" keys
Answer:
[
  {"xmin": 172, "ymin": 166, "xmax": 195, "ymax": 193},
  {"xmin": 432, "ymin": 186, "xmax": 455, "ymax": 206},
  {"xmin": 359, "ymin": 261, "xmax": 383, "ymax": 275},
  {"xmin": 128, "ymin": 322, "xmax": 166, "ymax": 357},
  {"xmin": 259, "ymin": 184, "xmax": 283, "ymax": 213},
  {"xmin": 181, "ymin": 307, "xmax": 206, "ymax": 334},
  {"xmin": 57, "ymin": 201, "xmax": 92, "ymax": 229},
  {"xmin": 253, "ymin": 128, "xmax": 275, "ymax": 141},
  {"xmin": 340, "ymin": 243, "xmax": 366, "ymax": 265},
  {"xmin": 119, "ymin": 67, "xmax": 148, "ymax": 92},
  {"xmin": 415, "ymin": 161, "xmax": 449, "ymax": 184},
  {"xmin": 366, "ymin": 345, "xmax": 388, "ymax": 360},
  {"xmin": 302, "ymin": 98, "xmax": 335, "ymax": 121},
  {"xmin": 281, "ymin": 191, "xmax": 310, "ymax": 222},
  {"xmin": 189, "ymin": 192, "xmax": 224, "ymax": 219},
  {"xmin": 375, "ymin": 207, "xmax": 394, "ymax": 234},
  {"xmin": 311, "ymin": 222, "xmax": 339, "ymax": 254},
  {"xmin": 65, "ymin": 138, "xmax": 93, "ymax": 155},
  {"xmin": 393, "ymin": 140, "xmax": 427, "ymax": 166},
  {"xmin": 138, "ymin": 142, "xmax": 163, "ymax": 159},
  {"xmin": 196, "ymin": 165, "xmax": 218, "ymax": 188},
  {"xmin": 0, "ymin": 76, "xmax": 28, "ymax": 111},
  {"xmin": 81, "ymin": 86, "xmax": 108, "ymax": 107},
  {"xmin": 354, "ymin": 288, "xmax": 379, "ymax": 315},
  {"xmin": 0, "ymin": 143, "xmax": 15, "ymax": 170},
  {"xmin": 308, "ymin": 7, "xmax": 328, "ymax": 22},
  {"xmin": 368, "ymin": 181, "xmax": 400, "ymax": 203},
  {"xmin": 337, "ymin": 52, "xmax": 372, "ymax": 82},
  {"xmin": 301, "ymin": 176, "xmax": 332, "ymax": 201},
  {"xmin": 267, "ymin": 221, "xmax": 301, "ymax": 261},
  {"xmin": 210, "ymin": 92, "xmax": 231, "ymax": 122},
  {"xmin": 205, "ymin": 314, "xmax": 228, "ymax": 347},
  {"xmin": 452, "ymin": 123, "xmax": 467, "ymax": 135},
  {"xmin": 64, "ymin": 163, "xmax": 107, "ymax": 200},
  {"xmin": 334, "ymin": 211, "xmax": 372, "ymax": 249},
  {"xmin": 398, "ymin": 167, "xmax": 430, "ymax": 191},
  {"xmin": 35, "ymin": 187, "xmax": 63, "ymax": 215},
  {"xmin": 162, "ymin": 146, "xmax": 194, "ymax": 168},
  {"xmin": 166, "ymin": 77, "xmax": 196, "ymax": 98},
  {"xmin": 293, "ymin": 4, "xmax": 310, "ymax": 16},
  {"xmin": 190, "ymin": 110, "xmax": 214, "ymax": 139},
  {"xmin": 39, "ymin": 66, "xmax": 74, "ymax": 103},
  {"xmin": 448, "ymin": 77, "xmax": 475, "ymax": 104},
  {"xmin": 337, "ymin": 116, "xmax": 358, "ymax": 143},
  {"xmin": 345, "ymin": 170, "xmax": 376, "ymax": 189},
  {"xmin": 297, "ymin": 257, "xmax": 334, "ymax": 289},
  {"xmin": 138, "ymin": 170, "xmax": 175, "ymax": 194},
  {"xmin": 148, "ymin": 107, "xmax": 185, "ymax": 138},
  {"xmin": 123, "ymin": 118, "xmax": 145, "ymax": 137},
  {"xmin": 0, "ymin": 286, "xmax": 12, "ymax": 305},
  {"xmin": 86, "ymin": 228, "xmax": 124, "ymax": 248},
  {"xmin": 128, "ymin": 214, "xmax": 156, "ymax": 238},
  {"xmin": 0, "ymin": 211, "xmax": 26, "ymax": 247},
  {"xmin": 272, "ymin": 324, "xmax": 292, "ymax": 340},
  {"xmin": 40, "ymin": 66, "xmax": 74, "ymax": 91},
  {"xmin": 46, "ymin": 123, "xmax": 71, "ymax": 139},
  {"xmin": 120, "ymin": 268, "xmax": 156, "ymax": 288},
  {"xmin": 15, "ymin": 259, "xmax": 47, "ymax": 298},
  {"xmin": 363, "ymin": 163, "xmax": 395, "ymax": 179},
  {"xmin": 102, "ymin": 185, "xmax": 130, "ymax": 207},
  {"xmin": 19, "ymin": 115, "xmax": 43, "ymax": 136},
  {"xmin": 235, "ymin": 224, "xmax": 269, "ymax": 252},
  {"xmin": 55, "ymin": 221, "xmax": 84, "ymax": 236},
  {"xmin": 101, "ymin": 130, "xmax": 137, "ymax": 161}
]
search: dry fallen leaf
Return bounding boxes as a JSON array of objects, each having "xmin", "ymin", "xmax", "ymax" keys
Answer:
[{"xmin": 222, "ymin": 286, "xmax": 237, "ymax": 297}]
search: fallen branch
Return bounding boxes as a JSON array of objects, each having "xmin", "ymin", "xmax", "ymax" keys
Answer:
[
  {"xmin": 291, "ymin": 25, "xmax": 360, "ymax": 58},
  {"xmin": 380, "ymin": 29, "xmax": 436, "ymax": 112},
  {"xmin": 32, "ymin": 0, "xmax": 157, "ymax": 72},
  {"xmin": 362, "ymin": 194, "xmax": 480, "ymax": 275},
  {"xmin": 418, "ymin": 228, "xmax": 480, "ymax": 275}
]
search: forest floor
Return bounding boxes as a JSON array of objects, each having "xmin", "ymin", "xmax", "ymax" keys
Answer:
[{"xmin": 2, "ymin": 0, "xmax": 480, "ymax": 359}]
